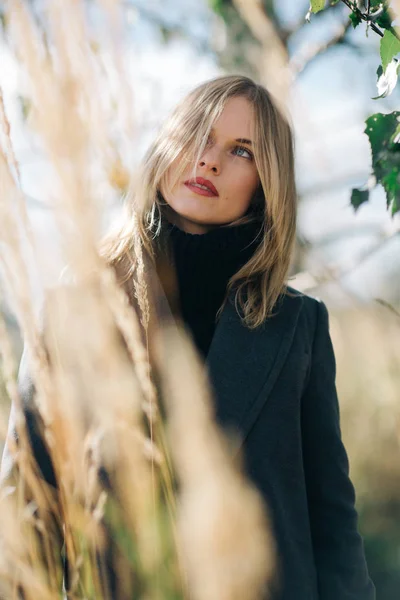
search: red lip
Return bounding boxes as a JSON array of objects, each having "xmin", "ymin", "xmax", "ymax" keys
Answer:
[{"xmin": 184, "ymin": 177, "xmax": 219, "ymax": 197}]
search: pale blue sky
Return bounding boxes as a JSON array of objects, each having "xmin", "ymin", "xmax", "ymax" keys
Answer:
[{"xmin": 0, "ymin": 0, "xmax": 399, "ymax": 306}]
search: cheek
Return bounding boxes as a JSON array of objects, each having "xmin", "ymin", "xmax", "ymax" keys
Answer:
[
  {"xmin": 162, "ymin": 154, "xmax": 190, "ymax": 194},
  {"xmin": 227, "ymin": 169, "xmax": 259, "ymax": 205},
  {"xmin": 160, "ymin": 170, "xmax": 185, "ymax": 209},
  {"xmin": 162, "ymin": 166, "xmax": 177, "ymax": 195}
]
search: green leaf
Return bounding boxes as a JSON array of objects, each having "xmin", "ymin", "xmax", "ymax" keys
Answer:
[
  {"xmin": 376, "ymin": 10, "xmax": 392, "ymax": 31},
  {"xmin": 380, "ymin": 28, "xmax": 400, "ymax": 72},
  {"xmin": 373, "ymin": 58, "xmax": 400, "ymax": 99},
  {"xmin": 382, "ymin": 169, "xmax": 400, "ymax": 211},
  {"xmin": 391, "ymin": 193, "xmax": 399, "ymax": 214},
  {"xmin": 349, "ymin": 11, "xmax": 362, "ymax": 29},
  {"xmin": 351, "ymin": 188, "xmax": 369, "ymax": 212},
  {"xmin": 310, "ymin": 0, "xmax": 325, "ymax": 14},
  {"xmin": 365, "ymin": 112, "xmax": 400, "ymax": 172},
  {"xmin": 391, "ymin": 123, "xmax": 400, "ymax": 145},
  {"xmin": 209, "ymin": 0, "xmax": 226, "ymax": 16},
  {"xmin": 364, "ymin": 112, "xmax": 400, "ymax": 215}
]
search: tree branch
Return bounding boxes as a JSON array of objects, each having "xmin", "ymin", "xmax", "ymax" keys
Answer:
[
  {"xmin": 390, "ymin": 0, "xmax": 400, "ymax": 30},
  {"xmin": 375, "ymin": 298, "xmax": 400, "ymax": 319},
  {"xmin": 290, "ymin": 19, "xmax": 352, "ymax": 75},
  {"xmin": 232, "ymin": 0, "xmax": 291, "ymax": 105},
  {"xmin": 299, "ymin": 230, "xmax": 400, "ymax": 293},
  {"xmin": 340, "ymin": 0, "xmax": 384, "ymax": 37},
  {"xmin": 293, "ymin": 1, "xmax": 400, "ymax": 75},
  {"xmin": 280, "ymin": 1, "xmax": 344, "ymax": 45}
]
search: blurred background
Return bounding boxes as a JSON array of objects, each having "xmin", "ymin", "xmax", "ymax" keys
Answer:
[{"xmin": 0, "ymin": 0, "xmax": 399, "ymax": 596}]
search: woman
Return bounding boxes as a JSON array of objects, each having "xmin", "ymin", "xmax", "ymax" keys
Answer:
[
  {"xmin": 102, "ymin": 74, "xmax": 375, "ymax": 599},
  {"xmin": 2, "ymin": 75, "xmax": 374, "ymax": 599}
]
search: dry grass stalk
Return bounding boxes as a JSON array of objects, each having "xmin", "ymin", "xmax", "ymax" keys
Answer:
[
  {"xmin": 0, "ymin": 0, "xmax": 276, "ymax": 598},
  {"xmin": 0, "ymin": 86, "xmax": 20, "ymax": 183},
  {"xmin": 331, "ymin": 306, "xmax": 400, "ymax": 499},
  {"xmin": 0, "ymin": 295, "xmax": 20, "ymax": 438},
  {"xmin": 159, "ymin": 325, "xmax": 276, "ymax": 600},
  {"xmin": 0, "ymin": 149, "xmax": 53, "ymax": 406}
]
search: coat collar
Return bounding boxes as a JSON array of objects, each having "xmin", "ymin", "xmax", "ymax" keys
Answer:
[
  {"xmin": 148, "ymin": 259, "xmax": 304, "ymax": 452},
  {"xmin": 205, "ymin": 289, "xmax": 304, "ymax": 450}
]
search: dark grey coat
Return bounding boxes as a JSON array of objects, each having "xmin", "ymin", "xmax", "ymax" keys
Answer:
[
  {"xmin": 1, "ymin": 285, "xmax": 375, "ymax": 600},
  {"xmin": 205, "ymin": 287, "xmax": 374, "ymax": 600}
]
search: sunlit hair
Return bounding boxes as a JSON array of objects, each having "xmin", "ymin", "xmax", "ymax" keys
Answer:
[{"xmin": 100, "ymin": 75, "xmax": 297, "ymax": 329}]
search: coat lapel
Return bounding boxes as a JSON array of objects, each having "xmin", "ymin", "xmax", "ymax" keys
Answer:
[{"xmin": 205, "ymin": 290, "xmax": 303, "ymax": 449}]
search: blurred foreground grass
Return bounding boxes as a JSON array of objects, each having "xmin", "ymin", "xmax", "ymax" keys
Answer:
[
  {"xmin": 0, "ymin": 0, "xmax": 398, "ymax": 597},
  {"xmin": 331, "ymin": 303, "xmax": 400, "ymax": 598},
  {"xmin": 0, "ymin": 1, "xmax": 274, "ymax": 598},
  {"xmin": 1, "ymin": 299, "xmax": 399, "ymax": 597}
]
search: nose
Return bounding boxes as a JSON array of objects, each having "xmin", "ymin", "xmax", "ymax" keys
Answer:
[{"xmin": 198, "ymin": 146, "xmax": 221, "ymax": 175}]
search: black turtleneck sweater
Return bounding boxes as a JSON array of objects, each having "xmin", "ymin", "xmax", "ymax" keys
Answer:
[{"xmin": 159, "ymin": 220, "xmax": 262, "ymax": 359}]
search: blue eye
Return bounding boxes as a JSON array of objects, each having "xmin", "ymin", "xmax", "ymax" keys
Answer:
[{"xmin": 233, "ymin": 145, "xmax": 253, "ymax": 160}]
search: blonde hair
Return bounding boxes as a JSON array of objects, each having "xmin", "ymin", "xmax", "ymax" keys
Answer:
[{"xmin": 100, "ymin": 75, "xmax": 297, "ymax": 329}]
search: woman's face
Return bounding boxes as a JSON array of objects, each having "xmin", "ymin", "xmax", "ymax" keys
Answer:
[{"xmin": 161, "ymin": 96, "xmax": 260, "ymax": 234}]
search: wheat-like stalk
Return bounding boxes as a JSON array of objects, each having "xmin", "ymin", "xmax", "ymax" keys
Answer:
[{"xmin": 0, "ymin": 1, "xmax": 276, "ymax": 598}]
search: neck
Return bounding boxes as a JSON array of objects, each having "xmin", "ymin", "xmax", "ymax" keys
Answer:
[
  {"xmin": 156, "ymin": 218, "xmax": 262, "ymax": 357},
  {"xmin": 164, "ymin": 206, "xmax": 230, "ymax": 235}
]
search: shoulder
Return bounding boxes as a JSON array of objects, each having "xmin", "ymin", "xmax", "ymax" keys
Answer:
[
  {"xmin": 285, "ymin": 284, "xmax": 324, "ymax": 307},
  {"xmin": 285, "ymin": 284, "xmax": 324, "ymax": 309},
  {"xmin": 283, "ymin": 285, "xmax": 329, "ymax": 336}
]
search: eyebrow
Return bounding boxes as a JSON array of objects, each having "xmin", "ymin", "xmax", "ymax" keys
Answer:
[
  {"xmin": 235, "ymin": 138, "xmax": 252, "ymax": 146},
  {"xmin": 209, "ymin": 128, "xmax": 253, "ymax": 146}
]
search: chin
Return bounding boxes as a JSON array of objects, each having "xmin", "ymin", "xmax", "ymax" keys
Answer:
[
  {"xmin": 169, "ymin": 200, "xmax": 216, "ymax": 224},
  {"xmin": 167, "ymin": 207, "xmax": 217, "ymax": 233}
]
